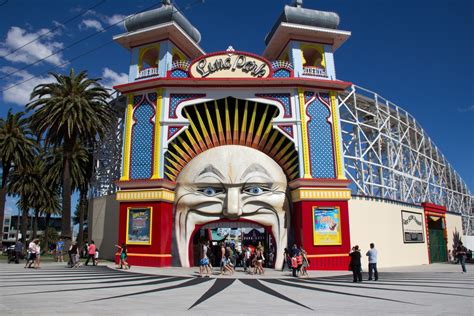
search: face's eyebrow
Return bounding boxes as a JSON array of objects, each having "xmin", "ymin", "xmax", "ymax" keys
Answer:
[
  {"xmin": 240, "ymin": 163, "xmax": 274, "ymax": 182},
  {"xmin": 194, "ymin": 164, "xmax": 225, "ymax": 182}
]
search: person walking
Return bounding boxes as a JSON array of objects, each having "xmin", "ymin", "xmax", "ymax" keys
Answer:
[
  {"xmin": 34, "ymin": 239, "xmax": 41, "ymax": 269},
  {"xmin": 24, "ymin": 239, "xmax": 38, "ymax": 268},
  {"xmin": 243, "ymin": 245, "xmax": 250, "ymax": 272},
  {"xmin": 69, "ymin": 242, "xmax": 80, "ymax": 268},
  {"xmin": 85, "ymin": 241, "xmax": 96, "ymax": 266},
  {"xmin": 199, "ymin": 240, "xmax": 210, "ymax": 277},
  {"xmin": 115, "ymin": 243, "xmax": 130, "ymax": 269},
  {"xmin": 349, "ymin": 245, "xmax": 362, "ymax": 283},
  {"xmin": 291, "ymin": 254, "xmax": 298, "ymax": 277},
  {"xmin": 282, "ymin": 248, "xmax": 291, "ymax": 272},
  {"xmin": 14, "ymin": 239, "xmax": 23, "ymax": 264},
  {"xmin": 366, "ymin": 243, "xmax": 378, "ymax": 281},
  {"xmin": 56, "ymin": 239, "xmax": 64, "ymax": 262},
  {"xmin": 300, "ymin": 247, "xmax": 309, "ymax": 277},
  {"xmin": 456, "ymin": 242, "xmax": 468, "ymax": 273}
]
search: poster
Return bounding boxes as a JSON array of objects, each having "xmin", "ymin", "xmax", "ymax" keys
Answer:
[
  {"xmin": 401, "ymin": 211, "xmax": 424, "ymax": 243},
  {"xmin": 312, "ymin": 207, "xmax": 342, "ymax": 246},
  {"xmin": 126, "ymin": 207, "xmax": 152, "ymax": 245}
]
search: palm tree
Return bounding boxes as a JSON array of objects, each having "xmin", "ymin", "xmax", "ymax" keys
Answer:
[
  {"xmin": 46, "ymin": 143, "xmax": 91, "ymax": 247},
  {"xmin": 9, "ymin": 156, "xmax": 42, "ymax": 244},
  {"xmin": 0, "ymin": 110, "xmax": 35, "ymax": 242},
  {"xmin": 27, "ymin": 69, "xmax": 113, "ymax": 239},
  {"xmin": 37, "ymin": 188, "xmax": 61, "ymax": 253}
]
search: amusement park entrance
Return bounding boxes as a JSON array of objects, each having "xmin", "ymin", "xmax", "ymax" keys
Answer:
[{"xmin": 191, "ymin": 221, "xmax": 276, "ymax": 268}]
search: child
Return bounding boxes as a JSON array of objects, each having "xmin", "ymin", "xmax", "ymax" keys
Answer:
[{"xmin": 94, "ymin": 248, "xmax": 100, "ymax": 266}]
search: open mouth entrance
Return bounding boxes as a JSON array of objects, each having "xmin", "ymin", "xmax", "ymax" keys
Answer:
[{"xmin": 189, "ymin": 220, "xmax": 276, "ymax": 269}]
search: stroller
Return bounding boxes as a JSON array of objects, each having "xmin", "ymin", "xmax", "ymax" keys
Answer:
[{"xmin": 7, "ymin": 245, "xmax": 16, "ymax": 263}]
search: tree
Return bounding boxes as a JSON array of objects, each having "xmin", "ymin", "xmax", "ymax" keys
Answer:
[
  {"xmin": 47, "ymin": 143, "xmax": 91, "ymax": 248},
  {"xmin": 9, "ymin": 155, "xmax": 42, "ymax": 244},
  {"xmin": 0, "ymin": 110, "xmax": 35, "ymax": 243},
  {"xmin": 27, "ymin": 69, "xmax": 113, "ymax": 239}
]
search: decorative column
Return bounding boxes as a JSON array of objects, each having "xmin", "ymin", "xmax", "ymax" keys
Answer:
[{"xmin": 291, "ymin": 88, "xmax": 352, "ymax": 270}]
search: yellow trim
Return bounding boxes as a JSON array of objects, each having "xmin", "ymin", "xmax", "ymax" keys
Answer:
[
  {"xmin": 291, "ymin": 188, "xmax": 351, "ymax": 202},
  {"xmin": 116, "ymin": 253, "xmax": 172, "ymax": 258},
  {"xmin": 171, "ymin": 47, "xmax": 186, "ymax": 62},
  {"xmin": 126, "ymin": 207, "xmax": 153, "ymax": 245},
  {"xmin": 306, "ymin": 253, "xmax": 348, "ymax": 258},
  {"xmin": 298, "ymin": 88, "xmax": 312, "ymax": 178},
  {"xmin": 117, "ymin": 189, "xmax": 175, "ymax": 202},
  {"xmin": 120, "ymin": 95, "xmax": 134, "ymax": 181},
  {"xmin": 138, "ymin": 44, "xmax": 160, "ymax": 72},
  {"xmin": 300, "ymin": 43, "xmax": 326, "ymax": 68},
  {"xmin": 151, "ymin": 88, "xmax": 163, "ymax": 179},
  {"xmin": 330, "ymin": 92, "xmax": 346, "ymax": 180}
]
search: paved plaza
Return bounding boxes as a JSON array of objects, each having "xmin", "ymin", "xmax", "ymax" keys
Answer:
[{"xmin": 0, "ymin": 262, "xmax": 472, "ymax": 315}]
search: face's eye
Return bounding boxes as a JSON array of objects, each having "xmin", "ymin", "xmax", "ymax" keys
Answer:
[
  {"xmin": 242, "ymin": 185, "xmax": 269, "ymax": 196},
  {"xmin": 197, "ymin": 187, "xmax": 224, "ymax": 197}
]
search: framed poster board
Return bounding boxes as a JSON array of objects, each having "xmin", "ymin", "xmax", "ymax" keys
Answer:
[
  {"xmin": 312, "ymin": 207, "xmax": 342, "ymax": 246},
  {"xmin": 401, "ymin": 210, "xmax": 424, "ymax": 243},
  {"xmin": 126, "ymin": 207, "xmax": 152, "ymax": 245}
]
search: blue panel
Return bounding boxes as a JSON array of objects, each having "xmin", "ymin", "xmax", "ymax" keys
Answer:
[
  {"xmin": 170, "ymin": 69, "xmax": 189, "ymax": 78},
  {"xmin": 130, "ymin": 100, "xmax": 154, "ymax": 179},
  {"xmin": 256, "ymin": 93, "xmax": 292, "ymax": 118},
  {"xmin": 306, "ymin": 93, "xmax": 335, "ymax": 178},
  {"xmin": 273, "ymin": 69, "xmax": 291, "ymax": 78}
]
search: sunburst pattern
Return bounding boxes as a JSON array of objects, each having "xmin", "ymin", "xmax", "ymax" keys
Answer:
[{"xmin": 165, "ymin": 97, "xmax": 299, "ymax": 181}]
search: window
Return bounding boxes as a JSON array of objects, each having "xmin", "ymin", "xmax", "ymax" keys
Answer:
[{"xmin": 3, "ymin": 226, "xmax": 8, "ymax": 233}]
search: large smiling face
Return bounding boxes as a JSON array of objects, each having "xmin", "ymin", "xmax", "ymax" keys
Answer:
[{"xmin": 175, "ymin": 145, "xmax": 289, "ymax": 269}]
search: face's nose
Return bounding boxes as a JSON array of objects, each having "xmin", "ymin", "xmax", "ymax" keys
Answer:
[{"xmin": 223, "ymin": 187, "xmax": 242, "ymax": 218}]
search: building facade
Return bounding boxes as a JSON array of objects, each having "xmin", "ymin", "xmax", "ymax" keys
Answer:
[{"xmin": 90, "ymin": 1, "xmax": 471, "ymax": 270}]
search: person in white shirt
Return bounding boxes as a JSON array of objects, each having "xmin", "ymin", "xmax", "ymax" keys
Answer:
[{"xmin": 366, "ymin": 243, "xmax": 378, "ymax": 281}]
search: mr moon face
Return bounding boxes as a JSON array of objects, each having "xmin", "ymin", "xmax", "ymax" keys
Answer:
[{"xmin": 175, "ymin": 145, "xmax": 290, "ymax": 269}]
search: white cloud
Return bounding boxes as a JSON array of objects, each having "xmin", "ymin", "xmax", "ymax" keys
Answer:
[
  {"xmin": 0, "ymin": 66, "xmax": 53, "ymax": 106},
  {"xmin": 79, "ymin": 19, "xmax": 104, "ymax": 32},
  {"xmin": 79, "ymin": 10, "xmax": 126, "ymax": 30},
  {"xmin": 0, "ymin": 26, "xmax": 65, "ymax": 66},
  {"xmin": 101, "ymin": 68, "xmax": 128, "ymax": 91},
  {"xmin": 105, "ymin": 14, "xmax": 127, "ymax": 26}
]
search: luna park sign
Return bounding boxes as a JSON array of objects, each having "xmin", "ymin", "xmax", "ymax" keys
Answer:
[{"xmin": 189, "ymin": 52, "xmax": 271, "ymax": 79}]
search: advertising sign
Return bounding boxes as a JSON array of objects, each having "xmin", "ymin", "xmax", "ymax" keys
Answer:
[
  {"xmin": 312, "ymin": 207, "xmax": 342, "ymax": 246},
  {"xmin": 401, "ymin": 211, "xmax": 424, "ymax": 243},
  {"xmin": 189, "ymin": 51, "xmax": 271, "ymax": 79},
  {"xmin": 126, "ymin": 207, "xmax": 152, "ymax": 245}
]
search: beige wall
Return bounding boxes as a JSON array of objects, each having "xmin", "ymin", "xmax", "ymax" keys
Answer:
[
  {"xmin": 88, "ymin": 194, "xmax": 119, "ymax": 261},
  {"xmin": 445, "ymin": 212, "xmax": 463, "ymax": 253},
  {"xmin": 348, "ymin": 198, "xmax": 429, "ymax": 268}
]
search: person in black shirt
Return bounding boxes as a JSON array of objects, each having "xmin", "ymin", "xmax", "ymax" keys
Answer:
[{"xmin": 349, "ymin": 245, "xmax": 362, "ymax": 283}]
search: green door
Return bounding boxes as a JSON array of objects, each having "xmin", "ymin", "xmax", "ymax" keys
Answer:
[{"xmin": 429, "ymin": 228, "xmax": 447, "ymax": 263}]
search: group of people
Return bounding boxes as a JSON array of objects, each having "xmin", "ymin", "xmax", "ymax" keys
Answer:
[
  {"xmin": 65, "ymin": 240, "xmax": 100, "ymax": 268},
  {"xmin": 349, "ymin": 243, "xmax": 378, "ymax": 283},
  {"xmin": 282, "ymin": 244, "xmax": 310, "ymax": 277},
  {"xmin": 197, "ymin": 240, "xmax": 273, "ymax": 277}
]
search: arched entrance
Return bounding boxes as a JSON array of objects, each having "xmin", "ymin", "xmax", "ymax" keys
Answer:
[{"xmin": 189, "ymin": 219, "xmax": 276, "ymax": 268}]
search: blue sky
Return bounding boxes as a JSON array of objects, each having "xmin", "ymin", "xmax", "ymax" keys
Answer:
[{"xmin": 0, "ymin": 0, "xmax": 473, "ymax": 217}]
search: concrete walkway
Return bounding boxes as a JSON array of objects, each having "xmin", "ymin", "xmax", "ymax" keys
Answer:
[{"xmin": 0, "ymin": 261, "xmax": 472, "ymax": 315}]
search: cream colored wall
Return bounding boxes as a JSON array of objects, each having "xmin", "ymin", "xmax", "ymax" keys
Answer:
[
  {"xmin": 88, "ymin": 194, "xmax": 119, "ymax": 260},
  {"xmin": 348, "ymin": 198, "xmax": 429, "ymax": 268},
  {"xmin": 445, "ymin": 212, "xmax": 463, "ymax": 253}
]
